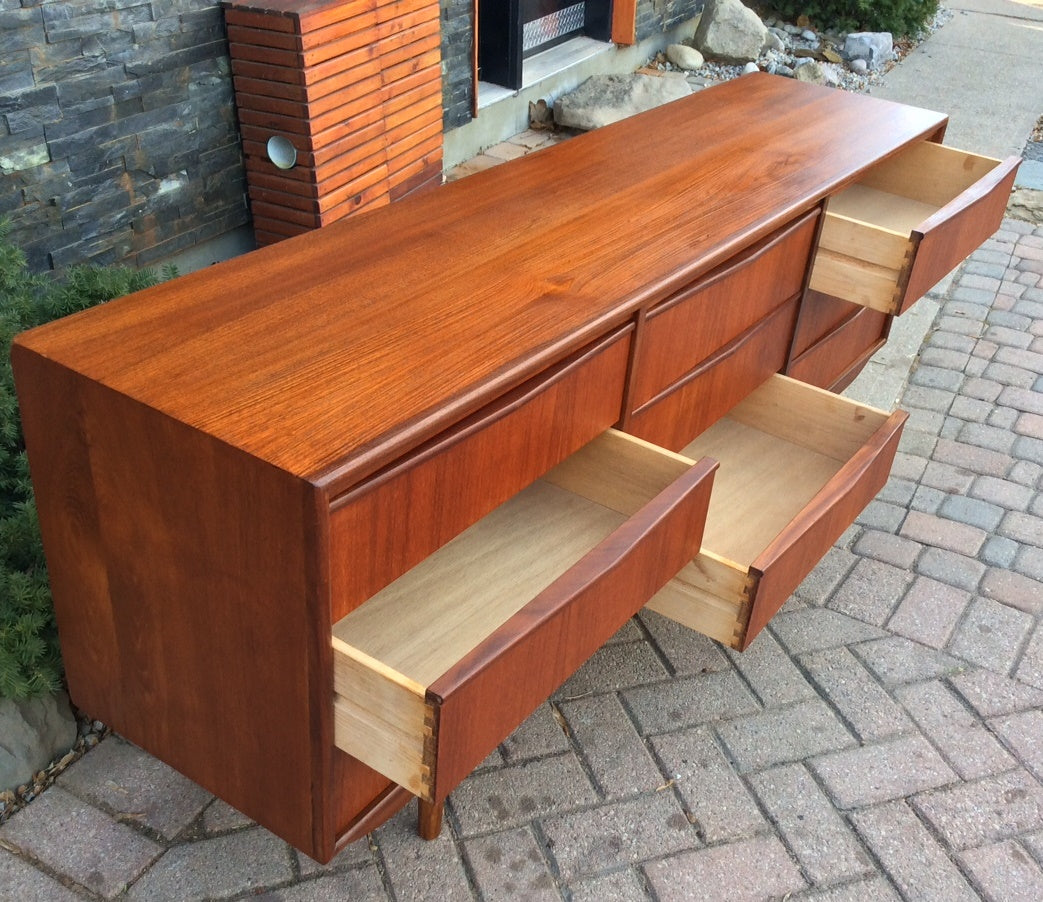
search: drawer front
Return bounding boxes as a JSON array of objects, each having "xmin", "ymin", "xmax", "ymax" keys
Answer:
[
  {"xmin": 790, "ymin": 288, "xmax": 864, "ymax": 360},
  {"xmin": 332, "ymin": 431, "xmax": 716, "ymax": 801},
  {"xmin": 900, "ymin": 149, "xmax": 1019, "ymax": 311},
  {"xmin": 810, "ymin": 143, "xmax": 1019, "ymax": 316},
  {"xmin": 426, "ymin": 449, "xmax": 717, "ymax": 801},
  {"xmin": 627, "ymin": 295, "xmax": 799, "ymax": 451},
  {"xmin": 787, "ymin": 295, "xmax": 890, "ymax": 390},
  {"xmin": 327, "ymin": 326, "xmax": 632, "ymax": 622},
  {"xmin": 650, "ymin": 375, "xmax": 907, "ymax": 650},
  {"xmin": 742, "ymin": 388, "xmax": 907, "ymax": 643},
  {"xmin": 630, "ymin": 210, "xmax": 818, "ymax": 408}
]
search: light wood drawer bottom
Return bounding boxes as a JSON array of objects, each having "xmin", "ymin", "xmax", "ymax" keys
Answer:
[
  {"xmin": 332, "ymin": 430, "xmax": 717, "ymax": 802},
  {"xmin": 646, "ymin": 374, "xmax": 906, "ymax": 650}
]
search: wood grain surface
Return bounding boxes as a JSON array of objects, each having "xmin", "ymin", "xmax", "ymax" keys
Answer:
[
  {"xmin": 14, "ymin": 75, "xmax": 947, "ymax": 494},
  {"xmin": 627, "ymin": 294, "xmax": 801, "ymax": 450},
  {"xmin": 327, "ymin": 328, "xmax": 631, "ymax": 622},
  {"xmin": 900, "ymin": 153, "xmax": 1019, "ymax": 313},
  {"xmin": 744, "ymin": 407, "xmax": 907, "ymax": 647},
  {"xmin": 12, "ymin": 344, "xmax": 331, "ymax": 855}
]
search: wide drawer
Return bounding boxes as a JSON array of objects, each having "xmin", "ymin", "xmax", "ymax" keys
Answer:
[
  {"xmin": 327, "ymin": 326, "xmax": 633, "ymax": 622},
  {"xmin": 646, "ymin": 374, "xmax": 906, "ymax": 650},
  {"xmin": 627, "ymin": 295, "xmax": 799, "ymax": 451},
  {"xmin": 332, "ymin": 430, "xmax": 717, "ymax": 802},
  {"xmin": 809, "ymin": 141, "xmax": 1019, "ymax": 315},
  {"xmin": 630, "ymin": 210, "xmax": 818, "ymax": 409}
]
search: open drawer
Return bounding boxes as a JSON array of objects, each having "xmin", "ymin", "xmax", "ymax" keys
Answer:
[
  {"xmin": 808, "ymin": 141, "xmax": 1019, "ymax": 315},
  {"xmin": 332, "ymin": 430, "xmax": 717, "ymax": 804},
  {"xmin": 646, "ymin": 374, "xmax": 906, "ymax": 650}
]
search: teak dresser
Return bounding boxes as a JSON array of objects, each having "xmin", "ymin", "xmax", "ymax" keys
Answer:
[{"xmin": 12, "ymin": 75, "xmax": 1018, "ymax": 862}]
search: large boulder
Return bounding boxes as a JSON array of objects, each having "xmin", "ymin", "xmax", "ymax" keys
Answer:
[
  {"xmin": 554, "ymin": 73, "xmax": 692, "ymax": 131},
  {"xmin": 694, "ymin": 0, "xmax": 768, "ymax": 64},
  {"xmin": 1, "ymin": 691, "xmax": 77, "ymax": 791}
]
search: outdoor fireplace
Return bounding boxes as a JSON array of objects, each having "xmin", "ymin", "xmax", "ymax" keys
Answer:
[{"xmin": 480, "ymin": 0, "xmax": 614, "ymax": 89}]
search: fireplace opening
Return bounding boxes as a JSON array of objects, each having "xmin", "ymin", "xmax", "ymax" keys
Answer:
[{"xmin": 480, "ymin": 0, "xmax": 613, "ymax": 91}]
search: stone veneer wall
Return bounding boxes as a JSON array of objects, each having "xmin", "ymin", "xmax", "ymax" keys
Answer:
[
  {"xmin": 440, "ymin": 0, "xmax": 473, "ymax": 131},
  {"xmin": 636, "ymin": 0, "xmax": 704, "ymax": 42},
  {"xmin": 0, "ymin": 0, "xmax": 247, "ymax": 274}
]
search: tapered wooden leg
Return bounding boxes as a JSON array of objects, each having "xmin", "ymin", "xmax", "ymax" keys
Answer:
[{"xmin": 418, "ymin": 798, "xmax": 444, "ymax": 840}]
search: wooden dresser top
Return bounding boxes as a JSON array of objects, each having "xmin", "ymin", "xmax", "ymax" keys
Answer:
[{"xmin": 15, "ymin": 75, "xmax": 946, "ymax": 492}]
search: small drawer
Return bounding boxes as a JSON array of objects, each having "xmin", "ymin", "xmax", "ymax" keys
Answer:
[
  {"xmin": 809, "ymin": 141, "xmax": 1018, "ymax": 316},
  {"xmin": 790, "ymin": 288, "xmax": 868, "ymax": 360},
  {"xmin": 646, "ymin": 374, "xmax": 906, "ymax": 650},
  {"xmin": 627, "ymin": 295, "xmax": 799, "ymax": 451},
  {"xmin": 787, "ymin": 290, "xmax": 891, "ymax": 390},
  {"xmin": 630, "ymin": 210, "xmax": 818, "ymax": 408},
  {"xmin": 332, "ymin": 430, "xmax": 717, "ymax": 802},
  {"xmin": 327, "ymin": 326, "xmax": 633, "ymax": 622}
]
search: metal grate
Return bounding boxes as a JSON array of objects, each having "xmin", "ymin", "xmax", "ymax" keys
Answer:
[{"xmin": 523, "ymin": 2, "xmax": 586, "ymax": 53}]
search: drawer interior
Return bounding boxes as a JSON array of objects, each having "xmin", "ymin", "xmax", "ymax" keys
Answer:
[
  {"xmin": 830, "ymin": 141, "xmax": 1000, "ymax": 232},
  {"xmin": 811, "ymin": 141, "xmax": 1010, "ymax": 314},
  {"xmin": 331, "ymin": 429, "xmax": 700, "ymax": 798},
  {"xmin": 647, "ymin": 374, "xmax": 896, "ymax": 648},
  {"xmin": 849, "ymin": 140, "xmax": 1000, "ymax": 212}
]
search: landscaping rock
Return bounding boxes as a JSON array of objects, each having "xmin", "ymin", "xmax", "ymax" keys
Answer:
[
  {"xmin": 694, "ymin": 0, "xmax": 768, "ymax": 64},
  {"xmin": 763, "ymin": 31, "xmax": 785, "ymax": 52},
  {"xmin": 844, "ymin": 32, "xmax": 894, "ymax": 71},
  {"xmin": 1008, "ymin": 187, "xmax": 1043, "ymax": 224},
  {"xmin": 0, "ymin": 691, "xmax": 77, "ymax": 791},
  {"xmin": 793, "ymin": 59, "xmax": 827, "ymax": 85},
  {"xmin": 553, "ymin": 74, "xmax": 691, "ymax": 131},
  {"xmin": 666, "ymin": 44, "xmax": 705, "ymax": 71}
]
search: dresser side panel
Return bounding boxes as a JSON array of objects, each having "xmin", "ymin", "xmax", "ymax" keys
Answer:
[{"xmin": 14, "ymin": 345, "xmax": 330, "ymax": 857}]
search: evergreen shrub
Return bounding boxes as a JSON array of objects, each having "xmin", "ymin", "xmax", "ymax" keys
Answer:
[
  {"xmin": 1, "ymin": 221, "xmax": 167, "ymax": 699},
  {"xmin": 765, "ymin": 1, "xmax": 939, "ymax": 36}
]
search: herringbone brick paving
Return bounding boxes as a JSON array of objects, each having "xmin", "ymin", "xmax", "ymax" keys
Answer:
[{"xmin": 2, "ymin": 215, "xmax": 1042, "ymax": 899}]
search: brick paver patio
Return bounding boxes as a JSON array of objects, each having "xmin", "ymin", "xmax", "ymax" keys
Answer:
[{"xmin": 2, "ymin": 208, "xmax": 1042, "ymax": 898}]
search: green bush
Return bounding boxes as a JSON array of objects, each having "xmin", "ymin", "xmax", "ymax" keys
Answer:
[
  {"xmin": 764, "ymin": 1, "xmax": 939, "ymax": 36},
  {"xmin": 1, "ymin": 221, "xmax": 168, "ymax": 699}
]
